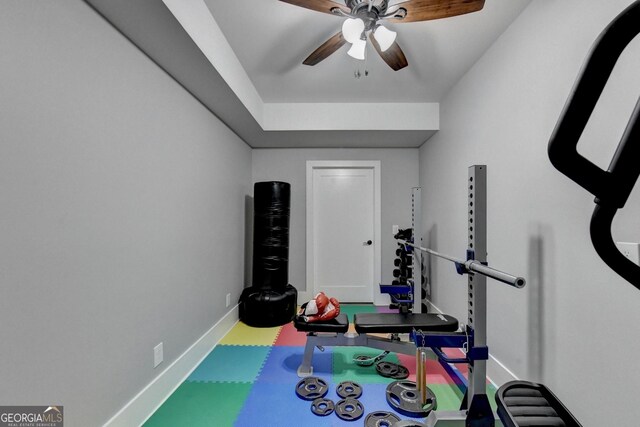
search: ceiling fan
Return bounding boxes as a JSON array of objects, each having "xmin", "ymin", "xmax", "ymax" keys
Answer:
[{"xmin": 280, "ymin": 0, "xmax": 486, "ymax": 71}]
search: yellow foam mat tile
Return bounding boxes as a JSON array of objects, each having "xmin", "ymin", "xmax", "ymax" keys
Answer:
[{"xmin": 220, "ymin": 322, "xmax": 281, "ymax": 346}]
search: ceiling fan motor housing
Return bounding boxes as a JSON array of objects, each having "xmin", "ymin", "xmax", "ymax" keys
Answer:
[{"xmin": 347, "ymin": 0, "xmax": 389, "ymax": 16}]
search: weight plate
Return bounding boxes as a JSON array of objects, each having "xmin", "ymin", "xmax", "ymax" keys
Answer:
[
  {"xmin": 385, "ymin": 380, "xmax": 436, "ymax": 417},
  {"xmin": 335, "ymin": 398, "xmax": 364, "ymax": 421},
  {"xmin": 364, "ymin": 411, "xmax": 401, "ymax": 427},
  {"xmin": 390, "ymin": 364, "xmax": 409, "ymax": 380},
  {"xmin": 354, "ymin": 355, "xmax": 375, "ymax": 367},
  {"xmin": 355, "ymin": 351, "xmax": 389, "ymax": 367},
  {"xmin": 336, "ymin": 381, "xmax": 363, "ymax": 399},
  {"xmin": 392, "ymin": 421, "xmax": 427, "ymax": 427},
  {"xmin": 310, "ymin": 397, "xmax": 334, "ymax": 416},
  {"xmin": 295, "ymin": 377, "xmax": 329, "ymax": 401},
  {"xmin": 375, "ymin": 361, "xmax": 399, "ymax": 378}
]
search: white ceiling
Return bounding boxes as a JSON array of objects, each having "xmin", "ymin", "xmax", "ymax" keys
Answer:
[
  {"xmin": 87, "ymin": 0, "xmax": 533, "ymax": 147},
  {"xmin": 203, "ymin": 0, "xmax": 532, "ymax": 103}
]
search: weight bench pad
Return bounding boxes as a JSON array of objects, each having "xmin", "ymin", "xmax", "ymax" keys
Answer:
[
  {"xmin": 353, "ymin": 313, "xmax": 458, "ymax": 334},
  {"xmin": 293, "ymin": 313, "xmax": 349, "ymax": 333},
  {"xmin": 496, "ymin": 381, "xmax": 582, "ymax": 427}
]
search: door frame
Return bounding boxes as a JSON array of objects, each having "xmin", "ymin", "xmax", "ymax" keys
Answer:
[{"xmin": 305, "ymin": 160, "xmax": 381, "ymax": 304}]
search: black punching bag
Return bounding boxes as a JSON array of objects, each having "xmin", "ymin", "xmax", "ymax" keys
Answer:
[
  {"xmin": 240, "ymin": 182, "xmax": 297, "ymax": 327},
  {"xmin": 252, "ymin": 182, "xmax": 290, "ymax": 291}
]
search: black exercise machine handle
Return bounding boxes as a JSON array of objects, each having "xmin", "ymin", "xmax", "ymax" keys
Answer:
[{"xmin": 548, "ymin": 0, "xmax": 640, "ymax": 289}]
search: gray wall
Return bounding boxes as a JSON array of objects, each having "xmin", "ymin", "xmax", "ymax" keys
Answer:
[
  {"xmin": 252, "ymin": 149, "xmax": 420, "ymax": 302},
  {"xmin": 0, "ymin": 1, "xmax": 251, "ymax": 426},
  {"xmin": 419, "ymin": 0, "xmax": 640, "ymax": 425}
]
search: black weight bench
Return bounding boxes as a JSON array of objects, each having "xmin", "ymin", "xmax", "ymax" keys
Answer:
[
  {"xmin": 353, "ymin": 312, "xmax": 458, "ymax": 334},
  {"xmin": 293, "ymin": 313, "xmax": 349, "ymax": 333},
  {"xmin": 294, "ymin": 312, "xmax": 458, "ymax": 377},
  {"xmin": 496, "ymin": 381, "xmax": 582, "ymax": 427}
]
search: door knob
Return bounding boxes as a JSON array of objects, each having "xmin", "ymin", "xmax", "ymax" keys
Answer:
[{"xmin": 364, "ymin": 240, "xmax": 373, "ymax": 246}]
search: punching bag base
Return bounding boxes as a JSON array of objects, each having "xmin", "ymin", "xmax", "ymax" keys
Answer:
[{"xmin": 239, "ymin": 284, "xmax": 298, "ymax": 328}]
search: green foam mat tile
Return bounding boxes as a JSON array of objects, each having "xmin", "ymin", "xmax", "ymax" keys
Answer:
[
  {"xmin": 143, "ymin": 381, "xmax": 252, "ymax": 427},
  {"xmin": 332, "ymin": 346, "xmax": 402, "ymax": 384},
  {"xmin": 429, "ymin": 383, "xmax": 465, "ymax": 411},
  {"xmin": 187, "ymin": 345, "xmax": 271, "ymax": 383},
  {"xmin": 487, "ymin": 383, "xmax": 498, "ymax": 411}
]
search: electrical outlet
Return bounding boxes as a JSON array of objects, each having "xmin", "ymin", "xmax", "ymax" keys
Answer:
[
  {"xmin": 154, "ymin": 343, "xmax": 163, "ymax": 368},
  {"xmin": 226, "ymin": 293, "xmax": 231, "ymax": 307},
  {"xmin": 392, "ymin": 225, "xmax": 399, "ymax": 235},
  {"xmin": 615, "ymin": 242, "xmax": 640, "ymax": 266}
]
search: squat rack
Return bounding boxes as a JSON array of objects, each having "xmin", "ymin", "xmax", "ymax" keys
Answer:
[{"xmin": 402, "ymin": 165, "xmax": 526, "ymax": 426}]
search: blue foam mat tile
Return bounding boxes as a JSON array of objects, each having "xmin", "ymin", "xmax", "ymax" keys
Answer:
[
  {"xmin": 235, "ymin": 380, "xmax": 426, "ymax": 427},
  {"xmin": 187, "ymin": 345, "xmax": 271, "ymax": 383},
  {"xmin": 234, "ymin": 382, "xmax": 331, "ymax": 427},
  {"xmin": 257, "ymin": 346, "xmax": 333, "ymax": 384}
]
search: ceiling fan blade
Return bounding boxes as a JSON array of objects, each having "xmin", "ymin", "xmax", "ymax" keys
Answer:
[
  {"xmin": 279, "ymin": 0, "xmax": 349, "ymax": 16},
  {"xmin": 370, "ymin": 33, "xmax": 408, "ymax": 71},
  {"xmin": 303, "ymin": 32, "xmax": 347, "ymax": 65},
  {"xmin": 389, "ymin": 0, "xmax": 485, "ymax": 23}
]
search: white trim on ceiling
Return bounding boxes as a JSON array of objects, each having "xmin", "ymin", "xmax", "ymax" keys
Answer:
[
  {"xmin": 161, "ymin": 0, "xmax": 440, "ymax": 133},
  {"xmin": 263, "ymin": 103, "xmax": 439, "ymax": 131},
  {"xmin": 162, "ymin": 0, "xmax": 264, "ymax": 123}
]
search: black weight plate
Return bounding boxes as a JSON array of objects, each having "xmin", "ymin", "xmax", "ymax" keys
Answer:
[
  {"xmin": 376, "ymin": 361, "xmax": 399, "ymax": 378},
  {"xmin": 335, "ymin": 398, "xmax": 364, "ymax": 421},
  {"xmin": 390, "ymin": 364, "xmax": 409, "ymax": 380},
  {"xmin": 354, "ymin": 355, "xmax": 375, "ymax": 366},
  {"xmin": 336, "ymin": 381, "xmax": 363, "ymax": 399},
  {"xmin": 364, "ymin": 411, "xmax": 401, "ymax": 427},
  {"xmin": 295, "ymin": 377, "xmax": 329, "ymax": 401},
  {"xmin": 310, "ymin": 397, "xmax": 334, "ymax": 416},
  {"xmin": 385, "ymin": 380, "xmax": 436, "ymax": 417}
]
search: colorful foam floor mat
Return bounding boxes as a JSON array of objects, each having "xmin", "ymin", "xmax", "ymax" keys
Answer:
[{"xmin": 144, "ymin": 305, "xmax": 496, "ymax": 426}]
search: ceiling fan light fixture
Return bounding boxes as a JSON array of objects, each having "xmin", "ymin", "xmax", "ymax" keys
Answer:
[
  {"xmin": 347, "ymin": 38, "xmax": 366, "ymax": 60},
  {"xmin": 342, "ymin": 17, "xmax": 365, "ymax": 44},
  {"xmin": 374, "ymin": 25, "xmax": 396, "ymax": 52}
]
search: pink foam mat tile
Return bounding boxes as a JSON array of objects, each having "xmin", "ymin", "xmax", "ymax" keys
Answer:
[{"xmin": 273, "ymin": 321, "xmax": 309, "ymax": 346}]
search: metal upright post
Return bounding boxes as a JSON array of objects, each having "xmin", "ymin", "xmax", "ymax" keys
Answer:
[
  {"xmin": 412, "ymin": 187, "xmax": 422, "ymax": 314},
  {"xmin": 466, "ymin": 165, "xmax": 493, "ymax": 425}
]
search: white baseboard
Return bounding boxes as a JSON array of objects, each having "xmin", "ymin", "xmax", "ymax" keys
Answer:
[
  {"xmin": 103, "ymin": 305, "xmax": 240, "ymax": 427},
  {"xmin": 425, "ymin": 301, "xmax": 518, "ymax": 388},
  {"xmin": 487, "ymin": 353, "xmax": 519, "ymax": 388}
]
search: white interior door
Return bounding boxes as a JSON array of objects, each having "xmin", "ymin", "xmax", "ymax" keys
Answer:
[{"xmin": 308, "ymin": 164, "xmax": 379, "ymax": 302}]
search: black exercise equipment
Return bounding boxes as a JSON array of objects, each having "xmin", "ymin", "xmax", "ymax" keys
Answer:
[
  {"xmin": 240, "ymin": 182, "xmax": 297, "ymax": 327},
  {"xmin": 495, "ymin": 381, "xmax": 582, "ymax": 427},
  {"xmin": 295, "ymin": 312, "xmax": 458, "ymax": 377},
  {"xmin": 376, "ymin": 361, "xmax": 409, "ymax": 379},
  {"xmin": 385, "ymin": 380, "xmax": 436, "ymax": 418},
  {"xmin": 353, "ymin": 313, "xmax": 458, "ymax": 334},
  {"xmin": 548, "ymin": 0, "xmax": 640, "ymax": 288},
  {"xmin": 310, "ymin": 397, "xmax": 335, "ymax": 416},
  {"xmin": 295, "ymin": 376, "xmax": 328, "ymax": 401},
  {"xmin": 364, "ymin": 411, "xmax": 401, "ymax": 427},
  {"xmin": 383, "ymin": 230, "xmax": 423, "ymax": 314},
  {"xmin": 354, "ymin": 350, "xmax": 390, "ymax": 367},
  {"xmin": 294, "ymin": 312, "xmax": 349, "ymax": 333},
  {"xmin": 336, "ymin": 381, "xmax": 363, "ymax": 399},
  {"xmin": 335, "ymin": 398, "xmax": 365, "ymax": 421}
]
